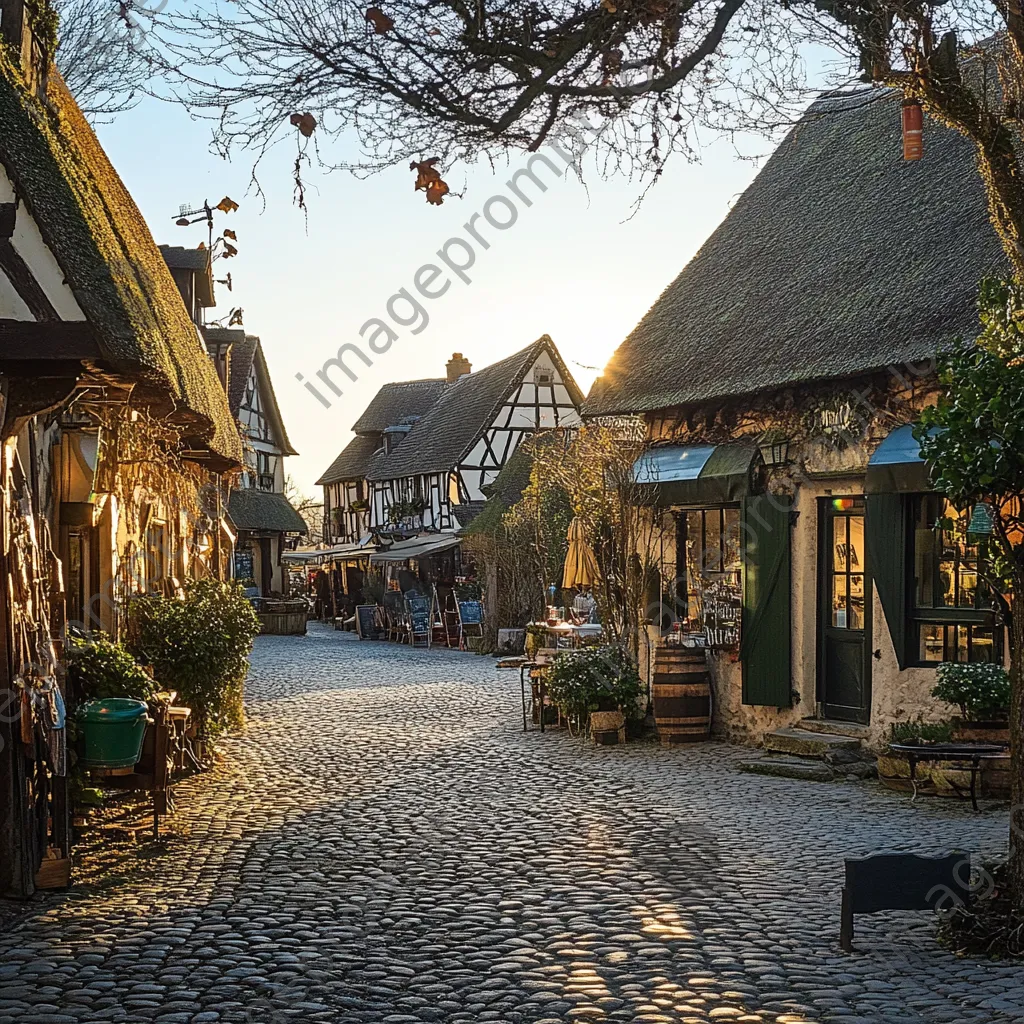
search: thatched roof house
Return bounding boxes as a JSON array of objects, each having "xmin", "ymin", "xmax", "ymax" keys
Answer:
[
  {"xmin": 0, "ymin": 44, "xmax": 241, "ymax": 465},
  {"xmin": 583, "ymin": 89, "xmax": 1005, "ymax": 419}
]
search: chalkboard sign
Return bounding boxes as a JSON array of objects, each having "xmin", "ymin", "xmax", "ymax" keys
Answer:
[
  {"xmin": 459, "ymin": 600, "xmax": 483, "ymax": 625},
  {"xmin": 409, "ymin": 609, "xmax": 430, "ymax": 636},
  {"xmin": 234, "ymin": 550, "xmax": 254, "ymax": 582},
  {"xmin": 356, "ymin": 604, "xmax": 383, "ymax": 640},
  {"xmin": 700, "ymin": 578, "xmax": 741, "ymax": 649}
]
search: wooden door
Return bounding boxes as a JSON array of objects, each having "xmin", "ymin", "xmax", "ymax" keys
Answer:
[{"xmin": 819, "ymin": 497, "xmax": 871, "ymax": 723}]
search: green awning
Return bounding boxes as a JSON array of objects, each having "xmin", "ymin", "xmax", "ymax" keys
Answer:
[{"xmin": 633, "ymin": 443, "xmax": 761, "ymax": 506}]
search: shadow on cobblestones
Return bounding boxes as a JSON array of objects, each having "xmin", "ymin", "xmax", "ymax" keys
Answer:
[{"xmin": 0, "ymin": 624, "xmax": 1022, "ymax": 1024}]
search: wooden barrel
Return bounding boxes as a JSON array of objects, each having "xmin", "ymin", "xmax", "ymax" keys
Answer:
[{"xmin": 652, "ymin": 648, "xmax": 711, "ymax": 745}]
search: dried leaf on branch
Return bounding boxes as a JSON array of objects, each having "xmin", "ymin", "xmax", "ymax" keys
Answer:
[
  {"xmin": 410, "ymin": 157, "xmax": 451, "ymax": 205},
  {"xmin": 365, "ymin": 7, "xmax": 394, "ymax": 34},
  {"xmin": 289, "ymin": 112, "xmax": 317, "ymax": 137}
]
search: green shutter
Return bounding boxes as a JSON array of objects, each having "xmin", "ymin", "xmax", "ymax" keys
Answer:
[
  {"xmin": 741, "ymin": 494, "xmax": 793, "ymax": 706},
  {"xmin": 866, "ymin": 493, "xmax": 910, "ymax": 669}
]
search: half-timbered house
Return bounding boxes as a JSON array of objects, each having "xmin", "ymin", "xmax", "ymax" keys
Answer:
[
  {"xmin": 216, "ymin": 329, "xmax": 307, "ymax": 594},
  {"xmin": 318, "ymin": 377, "xmax": 448, "ymax": 544},
  {"xmin": 0, "ymin": 2, "xmax": 242, "ymax": 897},
  {"xmin": 318, "ymin": 338, "xmax": 583, "ymax": 543},
  {"xmin": 583, "ymin": 87, "xmax": 1007, "ymax": 753}
]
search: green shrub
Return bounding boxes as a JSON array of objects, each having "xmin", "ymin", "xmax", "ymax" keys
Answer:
[
  {"xmin": 932, "ymin": 662, "xmax": 1011, "ymax": 721},
  {"xmin": 66, "ymin": 633, "xmax": 156, "ymax": 704},
  {"xmin": 545, "ymin": 645, "xmax": 643, "ymax": 726},
  {"xmin": 127, "ymin": 579, "xmax": 260, "ymax": 734},
  {"xmin": 888, "ymin": 718, "xmax": 955, "ymax": 746}
]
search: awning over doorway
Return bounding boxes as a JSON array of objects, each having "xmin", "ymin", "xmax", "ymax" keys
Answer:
[
  {"xmin": 370, "ymin": 532, "xmax": 460, "ymax": 563},
  {"xmin": 632, "ymin": 442, "xmax": 760, "ymax": 506},
  {"xmin": 865, "ymin": 425, "xmax": 938, "ymax": 493}
]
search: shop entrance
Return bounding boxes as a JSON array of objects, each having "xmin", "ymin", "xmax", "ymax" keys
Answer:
[{"xmin": 818, "ymin": 497, "xmax": 871, "ymax": 724}]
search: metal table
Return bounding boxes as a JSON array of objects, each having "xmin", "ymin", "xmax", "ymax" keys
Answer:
[{"xmin": 888, "ymin": 742, "xmax": 1005, "ymax": 811}]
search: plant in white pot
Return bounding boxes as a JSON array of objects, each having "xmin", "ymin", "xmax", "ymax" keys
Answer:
[{"xmin": 932, "ymin": 662, "xmax": 1011, "ymax": 743}]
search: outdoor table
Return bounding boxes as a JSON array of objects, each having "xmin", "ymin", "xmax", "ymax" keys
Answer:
[
  {"xmin": 888, "ymin": 742, "xmax": 1006, "ymax": 811},
  {"xmin": 528, "ymin": 621, "xmax": 603, "ymax": 650},
  {"xmin": 519, "ymin": 652, "xmax": 555, "ymax": 732}
]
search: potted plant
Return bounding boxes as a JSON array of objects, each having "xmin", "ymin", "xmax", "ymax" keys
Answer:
[
  {"xmin": 544, "ymin": 645, "xmax": 643, "ymax": 737},
  {"xmin": 350, "ymin": 498, "xmax": 370, "ymax": 514},
  {"xmin": 66, "ymin": 634, "xmax": 157, "ymax": 769},
  {"xmin": 931, "ymin": 662, "xmax": 1011, "ymax": 743}
]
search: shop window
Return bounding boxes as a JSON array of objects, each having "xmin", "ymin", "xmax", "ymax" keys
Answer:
[
  {"xmin": 678, "ymin": 507, "xmax": 742, "ymax": 634},
  {"xmin": 911, "ymin": 495, "xmax": 1001, "ymax": 664}
]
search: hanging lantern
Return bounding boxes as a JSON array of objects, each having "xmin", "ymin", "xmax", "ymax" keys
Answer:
[
  {"xmin": 902, "ymin": 99, "xmax": 923, "ymax": 161},
  {"xmin": 756, "ymin": 430, "xmax": 791, "ymax": 468},
  {"xmin": 967, "ymin": 502, "xmax": 995, "ymax": 536}
]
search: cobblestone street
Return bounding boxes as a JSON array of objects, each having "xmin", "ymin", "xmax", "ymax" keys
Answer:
[{"xmin": 1, "ymin": 624, "xmax": 1022, "ymax": 1024}]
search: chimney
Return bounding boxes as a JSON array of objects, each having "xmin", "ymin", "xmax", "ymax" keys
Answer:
[
  {"xmin": 446, "ymin": 352, "xmax": 471, "ymax": 383},
  {"xmin": 1, "ymin": 0, "xmax": 53, "ymax": 97}
]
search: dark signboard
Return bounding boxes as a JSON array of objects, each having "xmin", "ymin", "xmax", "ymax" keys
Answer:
[{"xmin": 356, "ymin": 604, "xmax": 383, "ymax": 640}]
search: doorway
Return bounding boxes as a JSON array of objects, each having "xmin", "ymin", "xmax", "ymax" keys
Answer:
[{"xmin": 818, "ymin": 497, "xmax": 871, "ymax": 724}]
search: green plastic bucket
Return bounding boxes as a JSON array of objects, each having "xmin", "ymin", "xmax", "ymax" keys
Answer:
[{"xmin": 76, "ymin": 698, "xmax": 150, "ymax": 768}]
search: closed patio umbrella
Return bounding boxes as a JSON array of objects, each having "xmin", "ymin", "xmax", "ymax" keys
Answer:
[{"xmin": 562, "ymin": 518, "xmax": 599, "ymax": 589}]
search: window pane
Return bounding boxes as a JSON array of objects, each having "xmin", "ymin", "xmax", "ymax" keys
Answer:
[
  {"xmin": 848, "ymin": 574, "xmax": 865, "ymax": 629},
  {"xmin": 955, "ymin": 624, "xmax": 970, "ymax": 662},
  {"xmin": 704, "ymin": 510, "xmax": 722, "ymax": 574},
  {"xmin": 832, "ymin": 575, "xmax": 848, "ymax": 627},
  {"xmin": 685, "ymin": 512, "xmax": 702, "ymax": 624},
  {"xmin": 958, "ymin": 564, "xmax": 978, "ymax": 608},
  {"xmin": 723, "ymin": 508, "xmax": 741, "ymax": 575},
  {"xmin": 919, "ymin": 623, "xmax": 944, "ymax": 662},
  {"xmin": 848, "ymin": 515, "xmax": 864, "ymax": 572},
  {"xmin": 833, "ymin": 517, "xmax": 848, "ymax": 572},
  {"xmin": 970, "ymin": 626, "xmax": 997, "ymax": 663},
  {"xmin": 915, "ymin": 520, "xmax": 937, "ymax": 607}
]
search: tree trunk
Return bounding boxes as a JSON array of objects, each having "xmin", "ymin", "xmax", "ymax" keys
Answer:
[{"xmin": 1010, "ymin": 602, "xmax": 1024, "ymax": 918}]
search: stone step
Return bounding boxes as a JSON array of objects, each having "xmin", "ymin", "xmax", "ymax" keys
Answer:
[
  {"xmin": 739, "ymin": 757, "xmax": 834, "ymax": 783},
  {"xmin": 798, "ymin": 717, "xmax": 869, "ymax": 739},
  {"xmin": 763, "ymin": 726, "xmax": 862, "ymax": 759}
]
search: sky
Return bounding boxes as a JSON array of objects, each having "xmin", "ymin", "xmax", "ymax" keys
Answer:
[{"xmin": 96, "ymin": 101, "xmax": 770, "ymax": 496}]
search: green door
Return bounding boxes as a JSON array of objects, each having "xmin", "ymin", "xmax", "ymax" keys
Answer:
[{"xmin": 819, "ymin": 497, "xmax": 871, "ymax": 723}]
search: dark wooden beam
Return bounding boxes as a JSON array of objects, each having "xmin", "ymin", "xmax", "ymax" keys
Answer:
[
  {"xmin": 0, "ymin": 240, "xmax": 60, "ymax": 321},
  {"xmin": 0, "ymin": 320, "xmax": 101, "ymax": 361}
]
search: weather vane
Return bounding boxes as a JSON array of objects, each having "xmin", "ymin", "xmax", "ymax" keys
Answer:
[{"xmin": 171, "ymin": 197, "xmax": 240, "ymax": 259}]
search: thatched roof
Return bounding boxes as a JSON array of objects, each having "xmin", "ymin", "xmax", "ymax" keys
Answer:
[
  {"xmin": 583, "ymin": 88, "xmax": 1006, "ymax": 418},
  {"xmin": 366, "ymin": 336, "xmax": 582, "ymax": 480},
  {"xmin": 0, "ymin": 54, "xmax": 241, "ymax": 465},
  {"xmin": 228, "ymin": 489, "xmax": 308, "ymax": 533}
]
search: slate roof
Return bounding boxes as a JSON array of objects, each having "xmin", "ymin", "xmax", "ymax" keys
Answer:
[
  {"xmin": 582, "ymin": 88, "xmax": 1007, "ymax": 418},
  {"xmin": 366, "ymin": 336, "xmax": 583, "ymax": 481},
  {"xmin": 452, "ymin": 501, "xmax": 488, "ymax": 528},
  {"xmin": 351, "ymin": 379, "xmax": 448, "ymax": 434},
  {"xmin": 228, "ymin": 489, "xmax": 308, "ymax": 533},
  {"xmin": 0, "ymin": 55, "xmax": 242, "ymax": 465},
  {"xmin": 316, "ymin": 433, "xmax": 382, "ymax": 486},
  {"xmin": 158, "ymin": 245, "xmax": 210, "ymax": 272}
]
